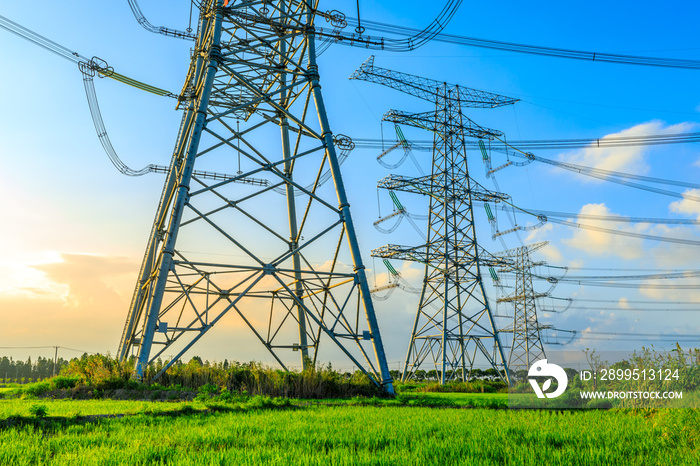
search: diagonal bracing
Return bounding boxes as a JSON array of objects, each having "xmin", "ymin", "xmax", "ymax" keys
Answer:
[{"xmin": 117, "ymin": 1, "xmax": 394, "ymax": 393}]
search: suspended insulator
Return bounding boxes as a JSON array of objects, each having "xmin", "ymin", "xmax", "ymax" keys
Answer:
[
  {"xmin": 484, "ymin": 203, "xmax": 495, "ymax": 221},
  {"xmin": 383, "ymin": 259, "xmax": 399, "ymax": 276},
  {"xmin": 487, "ymin": 161, "xmax": 514, "ymax": 176},
  {"xmin": 493, "ymin": 226, "xmax": 520, "ymax": 238},
  {"xmin": 478, "ymin": 139, "xmax": 489, "ymax": 160},
  {"xmin": 395, "ymin": 125, "xmax": 409, "ymax": 149},
  {"xmin": 377, "ymin": 142, "xmax": 402, "ymax": 160},
  {"xmin": 373, "ymin": 209, "xmax": 404, "ymax": 226},
  {"xmin": 389, "ymin": 191, "xmax": 404, "ymax": 211},
  {"xmin": 489, "ymin": 267, "xmax": 499, "ymax": 282},
  {"xmin": 370, "ymin": 282, "xmax": 400, "ymax": 294}
]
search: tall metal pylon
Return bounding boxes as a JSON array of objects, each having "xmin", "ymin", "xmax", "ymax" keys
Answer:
[
  {"xmin": 117, "ymin": 1, "xmax": 394, "ymax": 393},
  {"xmin": 494, "ymin": 242, "xmax": 549, "ymax": 376},
  {"xmin": 351, "ymin": 56, "xmax": 518, "ymax": 384}
]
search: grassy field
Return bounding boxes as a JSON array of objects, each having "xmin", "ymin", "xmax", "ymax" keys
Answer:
[{"xmin": 1, "ymin": 393, "xmax": 698, "ymax": 465}]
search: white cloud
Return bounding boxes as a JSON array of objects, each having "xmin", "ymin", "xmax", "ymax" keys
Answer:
[
  {"xmin": 562, "ymin": 203, "xmax": 647, "ymax": 259},
  {"xmin": 524, "ymin": 223, "xmax": 563, "ymax": 262},
  {"xmin": 560, "ymin": 121, "xmax": 696, "ymax": 178},
  {"xmin": 669, "ymin": 188, "xmax": 700, "ymax": 220}
]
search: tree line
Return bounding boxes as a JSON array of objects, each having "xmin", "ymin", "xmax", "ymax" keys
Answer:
[{"xmin": 0, "ymin": 356, "xmax": 71, "ymax": 383}]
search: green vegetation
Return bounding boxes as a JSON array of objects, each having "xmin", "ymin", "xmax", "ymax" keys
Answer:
[
  {"xmin": 0, "ymin": 395, "xmax": 697, "ymax": 465},
  {"xmin": 510, "ymin": 346, "xmax": 700, "ymax": 409},
  {"xmin": 0, "ymin": 355, "xmax": 70, "ymax": 384},
  {"xmin": 1, "ymin": 354, "xmax": 383, "ymax": 399},
  {"xmin": 0, "ymin": 351, "xmax": 697, "ymax": 464}
]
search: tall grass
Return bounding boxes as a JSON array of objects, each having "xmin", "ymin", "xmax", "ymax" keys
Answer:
[
  {"xmin": 0, "ymin": 404, "xmax": 696, "ymax": 465},
  {"xmin": 9, "ymin": 354, "xmax": 381, "ymax": 399},
  {"xmin": 153, "ymin": 360, "xmax": 380, "ymax": 398}
]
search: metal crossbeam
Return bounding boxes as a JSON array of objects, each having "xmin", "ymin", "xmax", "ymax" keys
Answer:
[
  {"xmin": 383, "ymin": 109, "xmax": 503, "ymax": 140},
  {"xmin": 350, "ymin": 55, "xmax": 519, "ymax": 108},
  {"xmin": 377, "ymin": 174, "xmax": 510, "ymax": 202}
]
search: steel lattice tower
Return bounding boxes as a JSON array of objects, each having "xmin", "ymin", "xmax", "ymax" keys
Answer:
[
  {"xmin": 351, "ymin": 57, "xmax": 518, "ymax": 384},
  {"xmin": 117, "ymin": 1, "xmax": 394, "ymax": 393},
  {"xmin": 495, "ymin": 242, "xmax": 549, "ymax": 375}
]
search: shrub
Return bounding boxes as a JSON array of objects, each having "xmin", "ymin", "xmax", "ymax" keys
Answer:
[
  {"xmin": 29, "ymin": 404, "xmax": 48, "ymax": 418},
  {"xmin": 21, "ymin": 382, "xmax": 51, "ymax": 397},
  {"xmin": 51, "ymin": 376, "xmax": 80, "ymax": 390}
]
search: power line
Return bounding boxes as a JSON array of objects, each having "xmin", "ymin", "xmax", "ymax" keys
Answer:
[
  {"xmin": 359, "ymin": 133, "xmax": 700, "ymax": 200},
  {"xmin": 0, "ymin": 345, "xmax": 95, "ymax": 354},
  {"xmin": 343, "ymin": 16, "xmax": 700, "ymax": 70},
  {"xmin": 352, "ymin": 131, "xmax": 700, "ymax": 151},
  {"xmin": 541, "ymin": 270, "xmax": 700, "ymax": 281},
  {"xmin": 561, "ymin": 297, "xmax": 700, "ymax": 305},
  {"xmin": 527, "ymin": 209, "xmax": 700, "ymax": 226},
  {"xmin": 543, "ymin": 306, "xmax": 699, "ymax": 313},
  {"xmin": 0, "ymin": 14, "xmax": 175, "ymax": 96},
  {"xmin": 537, "ymin": 278, "xmax": 700, "ymax": 290},
  {"xmin": 545, "ymin": 328, "xmax": 700, "ymax": 341}
]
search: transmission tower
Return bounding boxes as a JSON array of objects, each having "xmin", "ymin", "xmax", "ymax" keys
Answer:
[
  {"xmin": 117, "ymin": 1, "xmax": 394, "ymax": 393},
  {"xmin": 351, "ymin": 56, "xmax": 518, "ymax": 384},
  {"xmin": 492, "ymin": 242, "xmax": 550, "ymax": 376}
]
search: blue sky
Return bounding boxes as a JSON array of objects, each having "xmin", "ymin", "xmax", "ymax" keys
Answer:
[{"xmin": 1, "ymin": 1, "xmax": 699, "ymax": 369}]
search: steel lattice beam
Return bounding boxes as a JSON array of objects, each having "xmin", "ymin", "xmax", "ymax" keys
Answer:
[
  {"xmin": 350, "ymin": 55, "xmax": 519, "ymax": 108},
  {"xmin": 383, "ymin": 109, "xmax": 504, "ymax": 140},
  {"xmin": 377, "ymin": 174, "xmax": 510, "ymax": 202},
  {"xmin": 117, "ymin": 0, "xmax": 394, "ymax": 393}
]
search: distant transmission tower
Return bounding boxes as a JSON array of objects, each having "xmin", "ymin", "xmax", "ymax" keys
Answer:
[
  {"xmin": 493, "ymin": 242, "xmax": 549, "ymax": 375},
  {"xmin": 117, "ymin": 1, "xmax": 394, "ymax": 393},
  {"xmin": 351, "ymin": 56, "xmax": 518, "ymax": 384}
]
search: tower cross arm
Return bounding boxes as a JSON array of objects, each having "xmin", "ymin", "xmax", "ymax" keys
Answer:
[
  {"xmin": 496, "ymin": 292, "xmax": 550, "ymax": 303},
  {"xmin": 382, "ymin": 109, "xmax": 504, "ymax": 140},
  {"xmin": 350, "ymin": 55, "xmax": 519, "ymax": 108},
  {"xmin": 370, "ymin": 244, "xmax": 432, "ymax": 263},
  {"xmin": 496, "ymin": 241, "xmax": 550, "ymax": 261},
  {"xmin": 377, "ymin": 174, "xmax": 510, "ymax": 203}
]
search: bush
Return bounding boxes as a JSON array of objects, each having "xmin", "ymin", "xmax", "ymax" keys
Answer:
[
  {"xmin": 155, "ymin": 360, "xmax": 383, "ymax": 399},
  {"xmin": 29, "ymin": 404, "xmax": 48, "ymax": 418},
  {"xmin": 51, "ymin": 376, "xmax": 80, "ymax": 390},
  {"xmin": 21, "ymin": 382, "xmax": 51, "ymax": 397},
  {"xmin": 60, "ymin": 354, "xmax": 133, "ymax": 389},
  {"xmin": 417, "ymin": 380, "xmax": 506, "ymax": 394}
]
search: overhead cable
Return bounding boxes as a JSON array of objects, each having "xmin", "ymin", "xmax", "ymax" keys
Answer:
[
  {"xmin": 536, "ymin": 277, "xmax": 700, "ymax": 290},
  {"xmin": 0, "ymin": 14, "xmax": 175, "ymax": 97},
  {"xmin": 80, "ymin": 64, "xmax": 154, "ymax": 176},
  {"xmin": 343, "ymin": 17, "xmax": 700, "ymax": 70},
  {"xmin": 525, "ymin": 209, "xmax": 700, "ymax": 226},
  {"xmin": 507, "ymin": 150, "xmax": 700, "ymax": 201},
  {"xmin": 544, "ymin": 305, "xmax": 700, "ymax": 313},
  {"xmin": 352, "ymin": 131, "xmax": 700, "ymax": 151},
  {"xmin": 545, "ymin": 217, "xmax": 700, "ymax": 247},
  {"xmin": 311, "ymin": 1, "xmax": 463, "ymax": 52},
  {"xmin": 127, "ymin": 0, "xmax": 197, "ymax": 40},
  {"xmin": 0, "ymin": 13, "xmax": 87, "ymax": 63}
]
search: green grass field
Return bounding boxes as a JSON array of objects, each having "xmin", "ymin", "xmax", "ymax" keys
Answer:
[{"xmin": 1, "ymin": 393, "xmax": 698, "ymax": 465}]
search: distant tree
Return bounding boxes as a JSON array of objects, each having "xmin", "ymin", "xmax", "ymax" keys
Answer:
[{"xmin": 190, "ymin": 356, "xmax": 204, "ymax": 366}]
